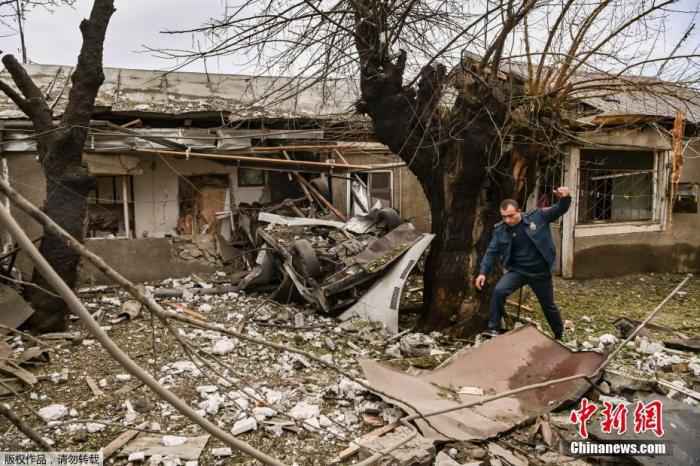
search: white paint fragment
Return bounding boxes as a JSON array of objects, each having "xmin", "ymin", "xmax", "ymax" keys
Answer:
[
  {"xmin": 38, "ymin": 404, "xmax": 68, "ymax": 422},
  {"xmin": 128, "ymin": 452, "xmax": 145, "ymax": 462},
  {"xmin": 161, "ymin": 435, "xmax": 188, "ymax": 447},
  {"xmin": 231, "ymin": 417, "xmax": 257, "ymax": 435},
  {"xmin": 211, "ymin": 338, "xmax": 235, "ymax": 355},
  {"xmin": 252, "ymin": 407, "xmax": 276, "ymax": 420},
  {"xmin": 211, "ymin": 448, "xmax": 232, "ymax": 457},
  {"xmin": 289, "ymin": 401, "xmax": 320, "ymax": 420},
  {"xmin": 86, "ymin": 423, "xmax": 105, "ymax": 433}
]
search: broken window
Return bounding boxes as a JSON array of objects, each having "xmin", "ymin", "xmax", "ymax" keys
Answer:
[
  {"xmin": 86, "ymin": 176, "xmax": 134, "ymax": 239},
  {"xmin": 178, "ymin": 175, "xmax": 230, "ymax": 236},
  {"xmin": 350, "ymin": 171, "xmax": 393, "ymax": 215},
  {"xmin": 238, "ymin": 168, "xmax": 266, "ymax": 187},
  {"xmin": 577, "ymin": 150, "xmax": 656, "ymax": 224},
  {"xmin": 673, "ymin": 182, "xmax": 699, "ymax": 213}
]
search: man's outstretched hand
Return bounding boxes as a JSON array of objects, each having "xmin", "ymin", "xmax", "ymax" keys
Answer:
[
  {"xmin": 475, "ymin": 274, "xmax": 486, "ymax": 290},
  {"xmin": 553, "ymin": 186, "xmax": 570, "ymax": 198}
]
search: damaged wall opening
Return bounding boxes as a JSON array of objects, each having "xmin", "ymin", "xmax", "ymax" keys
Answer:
[
  {"xmin": 349, "ymin": 171, "xmax": 393, "ymax": 215},
  {"xmin": 87, "ymin": 175, "xmax": 135, "ymax": 239},
  {"xmin": 673, "ymin": 182, "xmax": 699, "ymax": 213},
  {"xmin": 238, "ymin": 168, "xmax": 266, "ymax": 187},
  {"xmin": 577, "ymin": 150, "xmax": 657, "ymax": 224},
  {"xmin": 178, "ymin": 175, "xmax": 230, "ymax": 236}
]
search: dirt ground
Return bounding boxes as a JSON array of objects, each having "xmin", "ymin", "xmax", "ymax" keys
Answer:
[{"xmin": 0, "ymin": 271, "xmax": 697, "ymax": 465}]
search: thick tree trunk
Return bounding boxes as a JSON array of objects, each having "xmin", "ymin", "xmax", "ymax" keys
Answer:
[
  {"xmin": 25, "ymin": 171, "xmax": 93, "ymax": 332},
  {"xmin": 351, "ymin": 1, "xmax": 525, "ymax": 336},
  {"xmin": 0, "ymin": 0, "xmax": 114, "ymax": 332}
]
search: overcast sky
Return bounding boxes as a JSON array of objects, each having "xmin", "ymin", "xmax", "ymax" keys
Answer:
[
  {"xmin": 1, "ymin": 0, "xmax": 699, "ymax": 76},
  {"xmin": 3, "ymin": 1, "xmax": 233, "ymax": 73}
]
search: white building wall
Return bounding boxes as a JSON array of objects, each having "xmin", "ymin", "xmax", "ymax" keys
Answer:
[{"xmin": 132, "ymin": 155, "xmax": 268, "ymax": 238}]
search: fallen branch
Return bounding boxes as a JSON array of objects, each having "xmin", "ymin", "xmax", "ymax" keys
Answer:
[
  {"xmin": 0, "ymin": 203, "xmax": 288, "ymax": 466},
  {"xmin": 0, "ymin": 403, "xmax": 53, "ymax": 450},
  {"xmin": 506, "ymin": 299, "xmax": 534, "ymax": 313},
  {"xmin": 0, "ymin": 178, "xmax": 447, "ymax": 440},
  {"xmin": 102, "ymin": 429, "xmax": 139, "ymax": 460}
]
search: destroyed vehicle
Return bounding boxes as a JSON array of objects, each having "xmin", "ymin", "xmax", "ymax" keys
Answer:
[{"xmin": 238, "ymin": 204, "xmax": 428, "ymax": 314}]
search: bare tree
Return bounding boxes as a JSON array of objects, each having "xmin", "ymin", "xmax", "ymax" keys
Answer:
[
  {"xmin": 0, "ymin": 1, "xmax": 76, "ymax": 63},
  {"xmin": 160, "ymin": 0, "xmax": 700, "ymax": 334},
  {"xmin": 0, "ymin": 0, "xmax": 114, "ymax": 332}
]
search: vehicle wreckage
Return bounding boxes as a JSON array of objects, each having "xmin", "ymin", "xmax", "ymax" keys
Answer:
[{"xmin": 234, "ymin": 199, "xmax": 434, "ymax": 333}]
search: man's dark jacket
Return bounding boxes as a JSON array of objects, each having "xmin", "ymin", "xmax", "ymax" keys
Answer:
[{"xmin": 479, "ymin": 196, "xmax": 571, "ymax": 275}]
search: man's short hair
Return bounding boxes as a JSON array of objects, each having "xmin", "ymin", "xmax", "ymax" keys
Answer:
[{"xmin": 500, "ymin": 199, "xmax": 520, "ymax": 211}]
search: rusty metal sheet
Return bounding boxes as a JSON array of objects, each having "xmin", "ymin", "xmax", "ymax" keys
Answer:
[
  {"xmin": 360, "ymin": 326, "xmax": 604, "ymax": 441},
  {"xmin": 342, "ymin": 223, "xmax": 423, "ymax": 274},
  {"xmin": 0, "ymin": 283, "xmax": 34, "ymax": 332}
]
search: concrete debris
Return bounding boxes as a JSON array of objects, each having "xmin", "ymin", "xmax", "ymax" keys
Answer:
[
  {"xmin": 122, "ymin": 434, "xmax": 210, "ymax": 461},
  {"xmin": 128, "ymin": 452, "xmax": 146, "ymax": 462},
  {"xmin": 689, "ymin": 358, "xmax": 700, "ymax": 377},
  {"xmin": 598, "ymin": 333, "xmax": 618, "ymax": 347},
  {"xmin": 359, "ymin": 426, "xmax": 435, "ymax": 466},
  {"xmin": 488, "ymin": 443, "xmax": 528, "ymax": 466},
  {"xmin": 399, "ymin": 333, "xmax": 434, "ymax": 357},
  {"xmin": 642, "ymin": 351, "xmax": 683, "ymax": 372},
  {"xmin": 210, "ymin": 338, "xmax": 236, "ymax": 355},
  {"xmin": 211, "ymin": 448, "xmax": 232, "ymax": 457},
  {"xmin": 385, "ymin": 343, "xmax": 402, "ymax": 359},
  {"xmin": 198, "ymin": 393, "xmax": 224, "ymax": 415},
  {"xmin": 434, "ymin": 451, "xmax": 462, "ymax": 466},
  {"xmin": 165, "ymin": 361, "xmax": 202, "ymax": 376},
  {"xmin": 231, "ymin": 417, "xmax": 258, "ymax": 435},
  {"xmin": 289, "ymin": 401, "xmax": 320, "ymax": 420},
  {"xmin": 636, "ymin": 337, "xmax": 665, "ymax": 355},
  {"xmin": 38, "ymin": 404, "xmax": 68, "ymax": 422},
  {"xmin": 253, "ymin": 407, "xmax": 276, "ymax": 420}
]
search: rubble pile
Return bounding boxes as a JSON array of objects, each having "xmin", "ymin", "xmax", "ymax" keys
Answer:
[{"xmin": 1, "ymin": 245, "xmax": 698, "ymax": 466}]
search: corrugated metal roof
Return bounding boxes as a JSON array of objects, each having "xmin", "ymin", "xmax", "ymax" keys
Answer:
[
  {"xmin": 566, "ymin": 72, "xmax": 700, "ymax": 122},
  {"xmin": 461, "ymin": 58, "xmax": 700, "ymax": 123},
  {"xmin": 3, "ymin": 63, "xmax": 699, "ymax": 123},
  {"xmin": 0, "ymin": 64, "xmax": 360, "ymax": 120}
]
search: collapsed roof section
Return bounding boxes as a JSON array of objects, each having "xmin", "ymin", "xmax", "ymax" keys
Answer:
[{"xmin": 0, "ymin": 64, "xmax": 361, "ymax": 122}]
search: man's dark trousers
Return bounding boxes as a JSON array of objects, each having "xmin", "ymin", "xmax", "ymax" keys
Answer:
[{"xmin": 488, "ymin": 271, "xmax": 564, "ymax": 339}]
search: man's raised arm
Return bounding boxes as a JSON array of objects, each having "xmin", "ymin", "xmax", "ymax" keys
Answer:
[{"xmin": 541, "ymin": 186, "xmax": 572, "ymax": 223}]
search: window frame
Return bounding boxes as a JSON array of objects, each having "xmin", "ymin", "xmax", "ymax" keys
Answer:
[
  {"xmin": 573, "ymin": 149, "xmax": 670, "ymax": 238},
  {"xmin": 86, "ymin": 175, "xmax": 135, "ymax": 240},
  {"xmin": 347, "ymin": 170, "xmax": 394, "ymax": 214},
  {"xmin": 237, "ymin": 167, "xmax": 267, "ymax": 187}
]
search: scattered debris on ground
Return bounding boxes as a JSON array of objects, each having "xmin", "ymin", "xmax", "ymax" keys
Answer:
[{"xmin": 1, "ymin": 271, "xmax": 698, "ymax": 465}]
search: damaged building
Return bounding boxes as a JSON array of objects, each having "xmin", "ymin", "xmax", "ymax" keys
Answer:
[
  {"xmin": 2, "ymin": 64, "xmax": 700, "ymax": 284},
  {"xmin": 533, "ymin": 97, "xmax": 700, "ymax": 279},
  {"xmin": 0, "ymin": 64, "xmax": 431, "ymax": 285}
]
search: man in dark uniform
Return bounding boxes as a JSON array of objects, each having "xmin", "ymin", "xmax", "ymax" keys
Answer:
[{"xmin": 475, "ymin": 187, "xmax": 572, "ymax": 339}]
